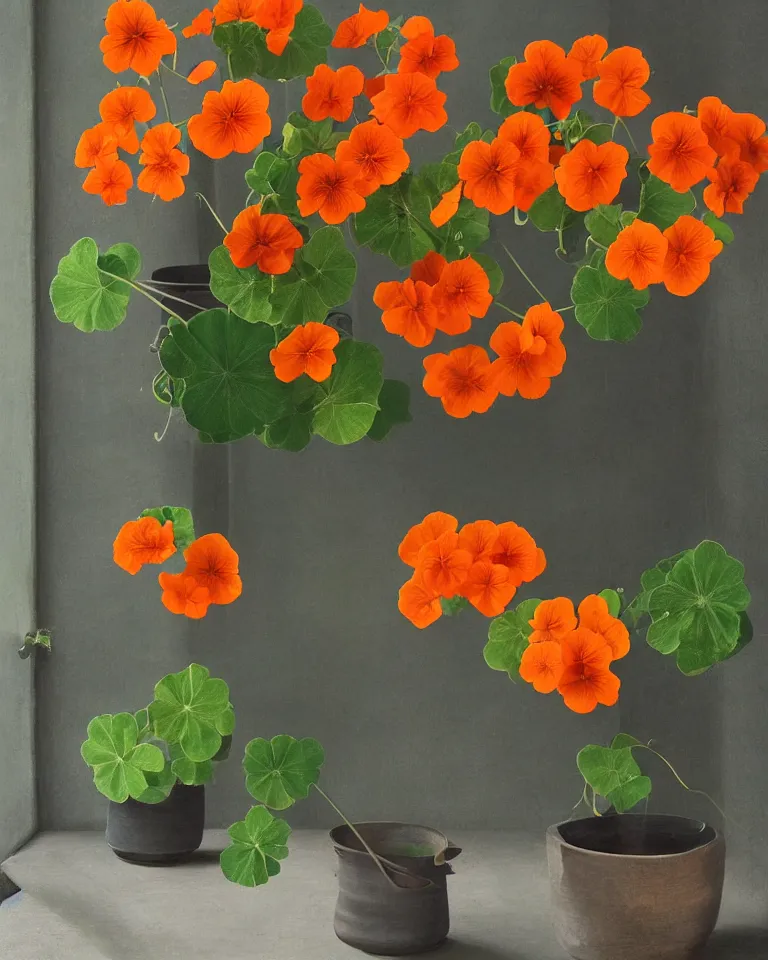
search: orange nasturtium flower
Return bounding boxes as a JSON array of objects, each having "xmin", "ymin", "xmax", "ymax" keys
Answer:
[
  {"xmin": 188, "ymin": 79, "xmax": 271, "ymax": 160},
  {"xmin": 490, "ymin": 303, "xmax": 566, "ymax": 400},
  {"xmin": 726, "ymin": 112, "xmax": 768, "ymax": 174},
  {"xmin": 251, "ymin": 0, "xmax": 304, "ymax": 56},
  {"xmin": 182, "ymin": 8, "xmax": 215, "ymax": 37},
  {"xmin": 224, "ymin": 207, "xmax": 304, "ymax": 273},
  {"xmin": 332, "ymin": 3, "xmax": 389, "ymax": 48},
  {"xmin": 398, "ymin": 575, "xmax": 442, "ymax": 629},
  {"xmin": 415, "ymin": 532, "xmax": 473, "ymax": 598},
  {"xmin": 647, "ymin": 112, "xmax": 717, "ymax": 192},
  {"xmin": 505, "ymin": 40, "xmax": 583, "ymax": 121},
  {"xmin": 364, "ymin": 75, "xmax": 387, "ymax": 101},
  {"xmin": 270, "ymin": 322, "xmax": 340, "ymax": 383},
  {"xmin": 159, "ymin": 573, "xmax": 211, "ymax": 619},
  {"xmin": 398, "ymin": 22, "xmax": 459, "ymax": 81},
  {"xmin": 430, "ymin": 256, "xmax": 493, "ymax": 335},
  {"xmin": 593, "ymin": 46, "xmax": 651, "ymax": 118},
  {"xmin": 302, "ymin": 64, "xmax": 365, "ymax": 123},
  {"xmin": 374, "ymin": 279, "xmax": 439, "ymax": 348},
  {"xmin": 83, "ymin": 157, "xmax": 134, "ymax": 206},
  {"xmin": 100, "ymin": 0, "xmax": 177, "ymax": 76},
  {"xmin": 211, "ymin": 0, "xmax": 261, "ymax": 22},
  {"xmin": 461, "ymin": 560, "xmax": 517, "ymax": 617},
  {"xmin": 371, "ymin": 73, "xmax": 448, "ymax": 139},
  {"xmin": 99, "ymin": 86, "xmax": 157, "ymax": 154},
  {"xmin": 410, "ymin": 251, "xmax": 448, "ymax": 287},
  {"xmin": 498, "ymin": 112, "xmax": 550, "ymax": 164},
  {"xmin": 577, "ymin": 595, "xmax": 630, "ymax": 661},
  {"xmin": 430, "ymin": 183, "xmax": 463, "ymax": 227},
  {"xmin": 183, "ymin": 533, "xmax": 242, "ymax": 605},
  {"xmin": 335, "ymin": 120, "xmax": 410, "ymax": 197},
  {"xmin": 703, "ymin": 158, "xmax": 759, "ymax": 217},
  {"xmin": 113, "ymin": 516, "xmax": 176, "ymax": 575},
  {"xmin": 490, "ymin": 522, "xmax": 544, "ymax": 586},
  {"xmin": 187, "ymin": 61, "xmax": 219, "ymax": 85},
  {"xmin": 297, "ymin": 154, "xmax": 367, "ymax": 223},
  {"xmin": 557, "ymin": 628, "xmax": 620, "ymax": 714},
  {"xmin": 137, "ymin": 123, "xmax": 191, "ymax": 202},
  {"xmin": 457, "ymin": 521, "xmax": 499, "ymax": 563},
  {"xmin": 697, "ymin": 97, "xmax": 736, "ymax": 158},
  {"xmin": 529, "ymin": 597, "xmax": 577, "ymax": 644},
  {"xmin": 75, "ymin": 124, "xmax": 118, "ymax": 169},
  {"xmin": 458, "ymin": 138, "xmax": 521, "ymax": 216},
  {"xmin": 519, "ymin": 641, "xmax": 564, "ymax": 694},
  {"xmin": 661, "ymin": 215, "xmax": 723, "ymax": 297},
  {"xmin": 398, "ymin": 511, "xmax": 458, "ymax": 567},
  {"xmin": 423, "ymin": 345, "xmax": 499, "ymax": 419},
  {"xmin": 554, "ymin": 139, "xmax": 629, "ymax": 212},
  {"xmin": 567, "ymin": 34, "xmax": 608, "ymax": 81},
  {"xmin": 605, "ymin": 219, "xmax": 668, "ymax": 290}
]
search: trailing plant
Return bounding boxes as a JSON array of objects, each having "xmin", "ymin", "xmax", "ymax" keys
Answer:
[
  {"xmin": 18, "ymin": 629, "xmax": 53, "ymax": 660},
  {"xmin": 49, "ymin": 3, "xmax": 768, "ymax": 449},
  {"xmin": 113, "ymin": 505, "xmax": 242, "ymax": 618},
  {"xmin": 221, "ymin": 734, "xmax": 390, "ymax": 887},
  {"xmin": 81, "ymin": 663, "xmax": 234, "ymax": 804}
]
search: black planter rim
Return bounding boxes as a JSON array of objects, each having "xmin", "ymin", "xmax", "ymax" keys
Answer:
[
  {"xmin": 548, "ymin": 813, "xmax": 721, "ymax": 861},
  {"xmin": 150, "ymin": 264, "xmax": 212, "ymax": 288}
]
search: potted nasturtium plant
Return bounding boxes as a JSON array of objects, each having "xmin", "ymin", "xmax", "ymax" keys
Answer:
[
  {"xmin": 81, "ymin": 662, "xmax": 235, "ymax": 864},
  {"xmin": 396, "ymin": 514, "xmax": 751, "ymax": 960},
  {"xmin": 50, "ymin": 3, "xmax": 767, "ymax": 449},
  {"xmin": 219, "ymin": 733, "xmax": 461, "ymax": 956}
]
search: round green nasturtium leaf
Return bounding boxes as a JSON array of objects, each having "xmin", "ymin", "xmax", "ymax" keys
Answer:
[
  {"xmin": 81, "ymin": 713, "xmax": 165, "ymax": 803},
  {"xmin": 571, "ymin": 261, "xmax": 649, "ymax": 342},
  {"xmin": 483, "ymin": 599, "xmax": 542, "ymax": 682},
  {"xmin": 311, "ymin": 340, "xmax": 384, "ymax": 445},
  {"xmin": 637, "ymin": 174, "xmax": 695, "ymax": 230},
  {"xmin": 367, "ymin": 379, "xmax": 412, "ymax": 442},
  {"xmin": 208, "ymin": 247, "xmax": 273, "ymax": 325},
  {"xmin": 646, "ymin": 540, "xmax": 751, "ymax": 675},
  {"xmin": 472, "ymin": 254, "xmax": 504, "ymax": 297},
  {"xmin": 149, "ymin": 664, "xmax": 232, "ymax": 763},
  {"xmin": 270, "ymin": 227, "xmax": 356, "ymax": 328},
  {"xmin": 354, "ymin": 176, "xmax": 435, "ymax": 267},
  {"xmin": 262, "ymin": 409, "xmax": 314, "ymax": 452},
  {"xmin": 159, "ymin": 309, "xmax": 291, "ymax": 439},
  {"xmin": 139, "ymin": 506, "xmax": 196, "ymax": 552},
  {"xmin": 577, "ymin": 744, "xmax": 652, "ymax": 813},
  {"xmin": 489, "ymin": 56, "xmax": 517, "ymax": 117},
  {"xmin": 702, "ymin": 212, "xmax": 735, "ymax": 245},
  {"xmin": 50, "ymin": 238, "xmax": 137, "ymax": 333},
  {"xmin": 528, "ymin": 185, "xmax": 568, "ymax": 232},
  {"xmin": 584, "ymin": 204, "xmax": 623, "ymax": 248},
  {"xmin": 598, "ymin": 588, "xmax": 622, "ymax": 618},
  {"xmin": 136, "ymin": 761, "xmax": 177, "ymax": 805},
  {"xmin": 171, "ymin": 755, "xmax": 214, "ymax": 787},
  {"xmin": 623, "ymin": 550, "xmax": 692, "ymax": 628},
  {"xmin": 220, "ymin": 806, "xmax": 291, "ymax": 887},
  {"xmin": 243, "ymin": 735, "xmax": 325, "ymax": 810}
]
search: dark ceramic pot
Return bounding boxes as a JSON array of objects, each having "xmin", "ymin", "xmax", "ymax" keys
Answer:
[
  {"xmin": 150, "ymin": 264, "xmax": 353, "ymax": 335},
  {"xmin": 106, "ymin": 784, "xmax": 205, "ymax": 865},
  {"xmin": 331, "ymin": 822, "xmax": 461, "ymax": 956},
  {"xmin": 547, "ymin": 814, "xmax": 725, "ymax": 960}
]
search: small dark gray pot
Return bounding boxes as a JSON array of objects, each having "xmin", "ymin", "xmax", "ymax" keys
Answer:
[
  {"xmin": 547, "ymin": 814, "xmax": 725, "ymax": 960},
  {"xmin": 331, "ymin": 822, "xmax": 461, "ymax": 956},
  {"xmin": 106, "ymin": 784, "xmax": 205, "ymax": 865}
]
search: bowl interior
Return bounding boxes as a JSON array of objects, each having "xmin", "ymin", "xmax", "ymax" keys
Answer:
[{"xmin": 557, "ymin": 815, "xmax": 717, "ymax": 856}]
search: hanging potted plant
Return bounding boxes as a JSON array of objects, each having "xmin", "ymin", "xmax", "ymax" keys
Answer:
[
  {"xmin": 81, "ymin": 661, "xmax": 235, "ymax": 864},
  {"xmin": 219, "ymin": 734, "xmax": 460, "ymax": 956},
  {"xmin": 395, "ymin": 513, "xmax": 751, "ymax": 959},
  {"xmin": 50, "ymin": 4, "xmax": 767, "ymax": 449}
]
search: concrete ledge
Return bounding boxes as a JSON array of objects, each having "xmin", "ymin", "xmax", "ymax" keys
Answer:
[{"xmin": 2, "ymin": 831, "xmax": 765, "ymax": 959}]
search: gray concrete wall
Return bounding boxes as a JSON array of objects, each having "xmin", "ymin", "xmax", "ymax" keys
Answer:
[
  {"xmin": 0, "ymin": 0, "xmax": 37, "ymax": 860},
  {"xmin": 34, "ymin": 0, "xmax": 768, "ymax": 858}
]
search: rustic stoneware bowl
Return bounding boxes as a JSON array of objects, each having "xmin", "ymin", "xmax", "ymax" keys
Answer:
[{"xmin": 547, "ymin": 814, "xmax": 725, "ymax": 960}]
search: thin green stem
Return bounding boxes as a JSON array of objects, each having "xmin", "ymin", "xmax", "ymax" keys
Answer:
[
  {"xmin": 611, "ymin": 116, "xmax": 619, "ymax": 138},
  {"xmin": 134, "ymin": 281, "xmax": 201, "ymax": 312},
  {"xmin": 160, "ymin": 59, "xmax": 191, "ymax": 82},
  {"xmin": 500, "ymin": 242, "xmax": 548, "ymax": 302},
  {"xmin": 156, "ymin": 68, "xmax": 172, "ymax": 123},
  {"xmin": 154, "ymin": 405, "xmax": 174, "ymax": 443},
  {"xmin": 636, "ymin": 744, "xmax": 727, "ymax": 822},
  {"xmin": 312, "ymin": 785, "xmax": 396, "ymax": 887},
  {"xmin": 100, "ymin": 271, "xmax": 185, "ymax": 323},
  {"xmin": 493, "ymin": 301, "xmax": 525, "ymax": 320},
  {"xmin": 555, "ymin": 305, "xmax": 575, "ymax": 314},
  {"xmin": 513, "ymin": 207, "xmax": 529, "ymax": 226},
  {"xmin": 227, "ymin": 52, "xmax": 234, "ymax": 81},
  {"xmin": 195, "ymin": 192, "xmax": 228, "ymax": 234},
  {"xmin": 617, "ymin": 117, "xmax": 640, "ymax": 156},
  {"xmin": 556, "ymin": 210, "xmax": 567, "ymax": 256}
]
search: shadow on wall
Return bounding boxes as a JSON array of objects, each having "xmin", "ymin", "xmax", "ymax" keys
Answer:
[{"xmin": 702, "ymin": 928, "xmax": 768, "ymax": 959}]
